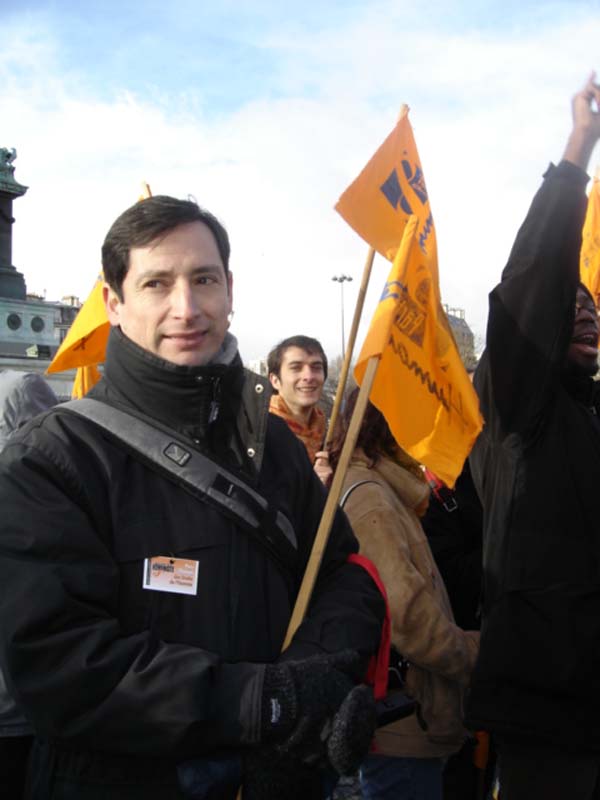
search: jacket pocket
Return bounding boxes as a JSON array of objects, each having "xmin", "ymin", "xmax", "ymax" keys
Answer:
[{"xmin": 112, "ymin": 516, "xmax": 231, "ymax": 637}]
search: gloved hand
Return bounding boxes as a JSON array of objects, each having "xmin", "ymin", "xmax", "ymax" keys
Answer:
[
  {"xmin": 326, "ymin": 683, "xmax": 377, "ymax": 775},
  {"xmin": 242, "ymin": 684, "xmax": 376, "ymax": 800},
  {"xmin": 260, "ymin": 649, "xmax": 362, "ymax": 763}
]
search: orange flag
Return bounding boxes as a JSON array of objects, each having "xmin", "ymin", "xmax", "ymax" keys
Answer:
[
  {"xmin": 337, "ymin": 111, "xmax": 482, "ymax": 487},
  {"xmin": 47, "ymin": 276, "xmax": 109, "ymax": 375},
  {"xmin": 580, "ymin": 172, "xmax": 600, "ymax": 307},
  {"xmin": 48, "ymin": 182, "xmax": 153, "ymax": 397}
]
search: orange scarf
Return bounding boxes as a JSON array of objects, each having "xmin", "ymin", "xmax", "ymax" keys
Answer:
[{"xmin": 269, "ymin": 394, "xmax": 326, "ymax": 464}]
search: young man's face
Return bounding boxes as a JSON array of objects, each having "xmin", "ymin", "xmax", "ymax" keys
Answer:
[
  {"xmin": 567, "ymin": 286, "xmax": 599, "ymax": 377},
  {"xmin": 270, "ymin": 346, "xmax": 325, "ymax": 415},
  {"xmin": 104, "ymin": 221, "xmax": 233, "ymax": 367}
]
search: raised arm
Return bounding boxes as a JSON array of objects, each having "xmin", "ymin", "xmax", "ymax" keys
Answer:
[
  {"xmin": 563, "ymin": 73, "xmax": 600, "ymax": 169},
  {"xmin": 478, "ymin": 76, "xmax": 600, "ymax": 436}
]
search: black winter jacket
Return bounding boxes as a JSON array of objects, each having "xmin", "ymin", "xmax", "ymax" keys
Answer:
[
  {"xmin": 465, "ymin": 161, "xmax": 600, "ymax": 750},
  {"xmin": 0, "ymin": 329, "xmax": 384, "ymax": 792}
]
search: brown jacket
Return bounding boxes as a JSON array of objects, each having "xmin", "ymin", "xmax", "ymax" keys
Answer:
[{"xmin": 342, "ymin": 450, "xmax": 479, "ymax": 758}]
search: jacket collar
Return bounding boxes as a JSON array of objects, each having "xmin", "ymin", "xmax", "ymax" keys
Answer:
[
  {"xmin": 96, "ymin": 327, "xmax": 272, "ymax": 481},
  {"xmin": 102, "ymin": 327, "xmax": 242, "ymax": 433}
]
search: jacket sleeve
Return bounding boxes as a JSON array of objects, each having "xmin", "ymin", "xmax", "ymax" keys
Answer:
[
  {"xmin": 348, "ymin": 493, "xmax": 478, "ymax": 687},
  {"xmin": 0, "ymin": 432, "xmax": 266, "ymax": 758},
  {"xmin": 478, "ymin": 160, "xmax": 589, "ymax": 436}
]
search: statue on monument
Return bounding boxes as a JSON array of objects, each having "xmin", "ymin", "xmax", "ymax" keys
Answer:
[
  {"xmin": 0, "ymin": 146, "xmax": 27, "ymax": 299},
  {"xmin": 0, "ymin": 148, "xmax": 16, "ymax": 178},
  {"xmin": 0, "ymin": 147, "xmax": 27, "ymax": 196}
]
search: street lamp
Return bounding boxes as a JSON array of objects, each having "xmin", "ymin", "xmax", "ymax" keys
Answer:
[{"xmin": 332, "ymin": 274, "xmax": 353, "ymax": 360}]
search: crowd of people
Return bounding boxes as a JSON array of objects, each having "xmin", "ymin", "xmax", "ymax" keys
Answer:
[{"xmin": 1, "ymin": 77, "xmax": 600, "ymax": 800}]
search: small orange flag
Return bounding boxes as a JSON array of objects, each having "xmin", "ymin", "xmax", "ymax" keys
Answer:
[
  {"xmin": 47, "ymin": 276, "xmax": 109, "ymax": 376},
  {"xmin": 337, "ymin": 111, "xmax": 482, "ymax": 487},
  {"xmin": 580, "ymin": 173, "xmax": 600, "ymax": 307},
  {"xmin": 48, "ymin": 183, "xmax": 153, "ymax": 397}
]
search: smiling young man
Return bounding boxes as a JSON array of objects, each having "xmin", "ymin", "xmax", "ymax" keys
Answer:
[
  {"xmin": 0, "ymin": 197, "xmax": 384, "ymax": 799},
  {"xmin": 268, "ymin": 336, "xmax": 332, "ymax": 485},
  {"xmin": 466, "ymin": 77, "xmax": 600, "ymax": 799}
]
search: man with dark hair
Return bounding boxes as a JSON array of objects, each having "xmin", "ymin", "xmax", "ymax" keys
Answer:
[
  {"xmin": 102, "ymin": 195, "xmax": 231, "ymax": 301},
  {"xmin": 268, "ymin": 335, "xmax": 332, "ymax": 485},
  {"xmin": 466, "ymin": 77, "xmax": 600, "ymax": 799},
  {"xmin": 0, "ymin": 196, "xmax": 384, "ymax": 799}
]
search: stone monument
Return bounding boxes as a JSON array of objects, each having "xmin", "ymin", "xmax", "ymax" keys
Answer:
[{"xmin": 0, "ymin": 148, "xmax": 27, "ymax": 300}]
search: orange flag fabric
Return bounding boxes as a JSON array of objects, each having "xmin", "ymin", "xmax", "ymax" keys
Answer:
[
  {"xmin": 71, "ymin": 364, "xmax": 103, "ymax": 400},
  {"xmin": 337, "ymin": 111, "xmax": 483, "ymax": 487},
  {"xmin": 47, "ymin": 277, "xmax": 109, "ymax": 375},
  {"xmin": 48, "ymin": 182, "xmax": 153, "ymax": 396},
  {"xmin": 580, "ymin": 173, "xmax": 600, "ymax": 307}
]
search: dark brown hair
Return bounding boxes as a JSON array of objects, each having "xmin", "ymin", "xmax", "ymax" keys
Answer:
[
  {"xmin": 102, "ymin": 195, "xmax": 230, "ymax": 300},
  {"xmin": 267, "ymin": 335, "xmax": 328, "ymax": 381},
  {"xmin": 329, "ymin": 387, "xmax": 398, "ymax": 470}
]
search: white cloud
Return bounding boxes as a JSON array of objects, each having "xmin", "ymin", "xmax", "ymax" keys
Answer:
[{"xmin": 2, "ymin": 4, "xmax": 600, "ymax": 361}]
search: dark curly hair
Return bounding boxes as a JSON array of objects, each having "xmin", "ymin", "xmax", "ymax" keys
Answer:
[{"xmin": 329, "ymin": 387, "xmax": 398, "ymax": 470}]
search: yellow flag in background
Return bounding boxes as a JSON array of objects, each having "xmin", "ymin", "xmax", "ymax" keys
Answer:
[
  {"xmin": 71, "ymin": 364, "xmax": 103, "ymax": 400},
  {"xmin": 48, "ymin": 183, "xmax": 153, "ymax": 398},
  {"xmin": 580, "ymin": 174, "xmax": 600, "ymax": 306},
  {"xmin": 337, "ymin": 112, "xmax": 482, "ymax": 487},
  {"xmin": 48, "ymin": 277, "xmax": 109, "ymax": 374}
]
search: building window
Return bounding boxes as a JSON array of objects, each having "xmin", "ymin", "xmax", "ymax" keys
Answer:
[
  {"xmin": 7, "ymin": 313, "xmax": 22, "ymax": 330},
  {"xmin": 31, "ymin": 316, "xmax": 45, "ymax": 333}
]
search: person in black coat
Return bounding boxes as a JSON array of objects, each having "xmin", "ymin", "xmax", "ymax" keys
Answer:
[
  {"xmin": 0, "ymin": 197, "xmax": 384, "ymax": 799},
  {"xmin": 466, "ymin": 75, "xmax": 600, "ymax": 800}
]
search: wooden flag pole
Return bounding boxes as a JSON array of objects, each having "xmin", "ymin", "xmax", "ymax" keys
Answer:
[
  {"xmin": 283, "ymin": 354, "xmax": 380, "ymax": 647},
  {"xmin": 324, "ymin": 246, "xmax": 375, "ymax": 448},
  {"xmin": 284, "ymin": 211, "xmax": 418, "ymax": 649},
  {"xmin": 324, "ymin": 104, "xmax": 409, "ymax": 450},
  {"xmin": 237, "ymin": 106, "xmax": 415, "ymax": 799}
]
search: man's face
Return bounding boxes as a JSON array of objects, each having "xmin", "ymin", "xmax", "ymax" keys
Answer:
[
  {"xmin": 567, "ymin": 286, "xmax": 599, "ymax": 377},
  {"xmin": 104, "ymin": 221, "xmax": 233, "ymax": 367},
  {"xmin": 270, "ymin": 346, "xmax": 326, "ymax": 414}
]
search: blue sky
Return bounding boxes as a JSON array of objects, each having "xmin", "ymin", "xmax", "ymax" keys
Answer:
[{"xmin": 3, "ymin": 1, "xmax": 600, "ymax": 359}]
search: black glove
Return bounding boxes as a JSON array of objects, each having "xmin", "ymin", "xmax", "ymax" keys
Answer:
[
  {"xmin": 242, "ymin": 688, "xmax": 376, "ymax": 800},
  {"xmin": 327, "ymin": 683, "xmax": 377, "ymax": 775},
  {"xmin": 260, "ymin": 649, "xmax": 362, "ymax": 762}
]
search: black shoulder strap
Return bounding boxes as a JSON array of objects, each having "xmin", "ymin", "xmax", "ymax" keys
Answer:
[{"xmin": 59, "ymin": 398, "xmax": 298, "ymax": 576}]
